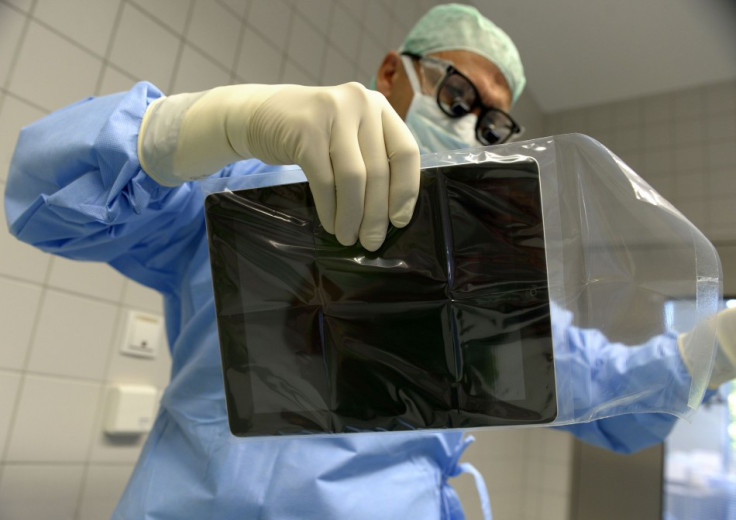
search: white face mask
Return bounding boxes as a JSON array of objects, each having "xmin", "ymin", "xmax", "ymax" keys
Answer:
[
  {"xmin": 404, "ymin": 94, "xmax": 477, "ymax": 154},
  {"xmin": 401, "ymin": 55, "xmax": 478, "ymax": 154}
]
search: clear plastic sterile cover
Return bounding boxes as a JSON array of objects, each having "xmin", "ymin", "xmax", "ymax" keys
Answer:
[{"xmin": 202, "ymin": 134, "xmax": 721, "ymax": 437}]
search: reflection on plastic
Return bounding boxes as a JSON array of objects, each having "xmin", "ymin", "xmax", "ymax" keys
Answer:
[
  {"xmin": 205, "ymin": 159, "xmax": 556, "ymax": 436},
  {"xmin": 201, "ymin": 134, "xmax": 722, "ymax": 437}
]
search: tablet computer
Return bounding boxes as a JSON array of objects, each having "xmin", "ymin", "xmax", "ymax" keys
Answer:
[{"xmin": 205, "ymin": 157, "xmax": 556, "ymax": 436}]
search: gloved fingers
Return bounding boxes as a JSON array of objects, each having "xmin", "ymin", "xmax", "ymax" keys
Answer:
[
  {"xmin": 299, "ymin": 143, "xmax": 338, "ymax": 236},
  {"xmin": 381, "ymin": 102, "xmax": 420, "ymax": 228},
  {"xmin": 716, "ymin": 307, "xmax": 736, "ymax": 366},
  {"xmin": 680, "ymin": 307, "xmax": 736, "ymax": 390},
  {"xmin": 329, "ymin": 113, "xmax": 367, "ymax": 247},
  {"xmin": 356, "ymin": 98, "xmax": 391, "ymax": 252},
  {"xmin": 261, "ymin": 82, "xmax": 416, "ymax": 250}
]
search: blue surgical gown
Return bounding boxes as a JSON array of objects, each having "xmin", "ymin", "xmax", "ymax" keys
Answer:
[{"xmin": 3, "ymin": 81, "xmax": 697, "ymax": 519}]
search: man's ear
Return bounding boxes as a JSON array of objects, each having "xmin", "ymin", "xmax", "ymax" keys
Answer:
[{"xmin": 375, "ymin": 51, "xmax": 402, "ymax": 97}]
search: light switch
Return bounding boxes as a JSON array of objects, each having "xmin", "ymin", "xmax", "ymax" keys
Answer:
[
  {"xmin": 103, "ymin": 384, "xmax": 158, "ymax": 435},
  {"xmin": 120, "ymin": 310, "xmax": 162, "ymax": 359}
]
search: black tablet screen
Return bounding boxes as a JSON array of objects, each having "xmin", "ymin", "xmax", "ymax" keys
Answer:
[{"xmin": 205, "ymin": 158, "xmax": 556, "ymax": 436}]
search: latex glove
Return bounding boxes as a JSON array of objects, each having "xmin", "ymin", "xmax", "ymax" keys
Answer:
[
  {"xmin": 137, "ymin": 83, "xmax": 420, "ymax": 251},
  {"xmin": 678, "ymin": 307, "xmax": 736, "ymax": 389}
]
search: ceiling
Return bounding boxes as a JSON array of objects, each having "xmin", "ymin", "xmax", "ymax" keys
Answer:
[{"xmin": 470, "ymin": 0, "xmax": 736, "ymax": 113}]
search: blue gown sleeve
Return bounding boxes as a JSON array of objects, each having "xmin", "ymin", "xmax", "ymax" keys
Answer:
[
  {"xmin": 4, "ymin": 81, "xmax": 271, "ymax": 295},
  {"xmin": 551, "ymin": 305, "xmax": 714, "ymax": 454}
]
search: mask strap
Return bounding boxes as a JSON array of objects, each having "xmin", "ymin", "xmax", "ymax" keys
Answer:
[{"xmin": 401, "ymin": 55, "xmax": 423, "ymax": 95}]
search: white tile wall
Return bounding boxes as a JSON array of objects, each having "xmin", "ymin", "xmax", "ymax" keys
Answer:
[
  {"xmin": 33, "ymin": 0, "xmax": 120, "ymax": 54},
  {"xmin": 335, "ymin": 0, "xmax": 367, "ymax": 20},
  {"xmin": 322, "ymin": 46, "xmax": 356, "ymax": 86},
  {"xmin": 0, "ymin": 371, "xmax": 22, "ymax": 455},
  {"xmin": 218, "ymin": 0, "xmax": 251, "ymax": 20},
  {"xmin": 0, "ymin": 464, "xmax": 85, "ymax": 520},
  {"xmin": 97, "ymin": 65, "xmax": 138, "ymax": 97},
  {"xmin": 287, "ymin": 15, "xmax": 327, "ymax": 80},
  {"xmin": 282, "ymin": 59, "xmax": 317, "ymax": 86},
  {"xmin": 364, "ymin": 2, "xmax": 392, "ymax": 45},
  {"xmin": 3, "ymin": 0, "xmax": 31, "ymax": 11},
  {"xmin": 458, "ymin": 429, "xmax": 528, "ymax": 508},
  {"xmin": 294, "ymin": 0, "xmax": 333, "ymax": 36},
  {"xmin": 77, "ymin": 464, "xmax": 135, "ymax": 520},
  {"xmin": 387, "ymin": 24, "xmax": 409, "ymax": 56},
  {"xmin": 0, "ymin": 278, "xmax": 42, "ymax": 370},
  {"xmin": 0, "ymin": 1, "xmax": 186, "ymax": 516},
  {"xmin": 121, "ymin": 280, "xmax": 164, "ymax": 314},
  {"xmin": 8, "ymin": 21, "xmax": 102, "ymax": 111},
  {"xmin": 0, "ymin": 3, "xmax": 26, "ymax": 85},
  {"xmin": 108, "ymin": 3, "xmax": 181, "ymax": 89},
  {"xmin": 26, "ymin": 290, "xmax": 118, "ymax": 380},
  {"xmin": 328, "ymin": 3, "xmax": 361, "ymax": 60},
  {"xmin": 187, "ymin": 0, "xmax": 242, "ymax": 70},
  {"xmin": 171, "ymin": 43, "xmax": 232, "ymax": 93},
  {"xmin": 248, "ymin": 0, "xmax": 292, "ymax": 50},
  {"xmin": 129, "ymin": 0, "xmax": 191, "ymax": 35},
  {"xmin": 5, "ymin": 375, "xmax": 101, "ymax": 462},
  {"xmin": 0, "ymin": 95, "xmax": 47, "ymax": 183},
  {"xmin": 521, "ymin": 429, "xmax": 573, "ymax": 520},
  {"xmin": 512, "ymin": 90, "xmax": 545, "ymax": 141},
  {"xmin": 236, "ymin": 28, "xmax": 283, "ymax": 84},
  {"xmin": 705, "ymin": 82, "xmax": 736, "ymax": 114},
  {"xmin": 545, "ymin": 79, "xmax": 736, "ymax": 248},
  {"xmin": 47, "ymin": 257, "xmax": 127, "ymax": 303},
  {"xmin": 357, "ymin": 30, "xmax": 385, "ymax": 82}
]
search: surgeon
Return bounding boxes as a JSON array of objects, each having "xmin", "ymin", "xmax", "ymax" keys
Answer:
[{"xmin": 4, "ymin": 3, "xmax": 735, "ymax": 519}]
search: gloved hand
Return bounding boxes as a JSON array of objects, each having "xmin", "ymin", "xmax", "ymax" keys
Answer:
[
  {"xmin": 679, "ymin": 306, "xmax": 736, "ymax": 389},
  {"xmin": 137, "ymin": 83, "xmax": 420, "ymax": 252}
]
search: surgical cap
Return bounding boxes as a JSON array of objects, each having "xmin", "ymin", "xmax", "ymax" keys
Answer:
[{"xmin": 399, "ymin": 3, "xmax": 526, "ymax": 105}]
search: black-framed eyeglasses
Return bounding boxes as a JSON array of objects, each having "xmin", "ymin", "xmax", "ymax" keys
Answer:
[{"xmin": 402, "ymin": 52, "xmax": 522, "ymax": 146}]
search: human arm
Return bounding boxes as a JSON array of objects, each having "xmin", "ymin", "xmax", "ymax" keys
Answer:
[
  {"xmin": 5, "ymin": 79, "xmax": 421, "ymax": 286},
  {"xmin": 550, "ymin": 305, "xmax": 712, "ymax": 454},
  {"xmin": 559, "ymin": 304, "xmax": 736, "ymax": 454},
  {"xmin": 137, "ymin": 82, "xmax": 420, "ymax": 251},
  {"xmin": 4, "ymin": 82, "xmax": 206, "ymax": 293},
  {"xmin": 552, "ymin": 304, "xmax": 736, "ymax": 453}
]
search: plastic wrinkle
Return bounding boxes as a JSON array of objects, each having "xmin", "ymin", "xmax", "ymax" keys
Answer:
[{"xmin": 203, "ymin": 133, "xmax": 721, "ymax": 438}]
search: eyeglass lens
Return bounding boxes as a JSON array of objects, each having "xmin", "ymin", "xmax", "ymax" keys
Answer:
[
  {"xmin": 437, "ymin": 74, "xmax": 476, "ymax": 116},
  {"xmin": 436, "ymin": 70, "xmax": 517, "ymax": 145}
]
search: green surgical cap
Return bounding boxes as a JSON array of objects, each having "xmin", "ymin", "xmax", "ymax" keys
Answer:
[{"xmin": 399, "ymin": 3, "xmax": 526, "ymax": 105}]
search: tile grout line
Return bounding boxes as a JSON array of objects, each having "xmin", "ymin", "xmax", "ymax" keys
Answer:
[
  {"xmin": 227, "ymin": 0, "xmax": 254, "ymax": 85},
  {"xmin": 0, "ymin": 0, "xmax": 36, "ymax": 121},
  {"xmin": 0, "ymin": 0, "xmax": 42, "ymax": 486},
  {"xmin": 93, "ymin": 0, "xmax": 126, "ymax": 97},
  {"xmin": 315, "ymin": 0, "xmax": 337, "ymax": 85},
  {"xmin": 166, "ymin": 0, "xmax": 195, "ymax": 94},
  {"xmin": 273, "ymin": 2, "xmax": 295, "ymax": 84}
]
